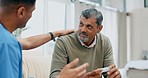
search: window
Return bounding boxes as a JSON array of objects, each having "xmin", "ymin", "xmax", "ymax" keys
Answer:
[
  {"xmin": 44, "ymin": 1, "xmax": 66, "ymax": 55},
  {"xmin": 21, "ymin": 0, "xmax": 74, "ymax": 55},
  {"xmin": 46, "ymin": 1, "xmax": 66, "ymax": 31},
  {"xmin": 44, "ymin": 0, "xmax": 75, "ymax": 55}
]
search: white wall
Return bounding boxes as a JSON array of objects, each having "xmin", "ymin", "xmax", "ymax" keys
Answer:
[
  {"xmin": 126, "ymin": 0, "xmax": 148, "ymax": 60},
  {"xmin": 101, "ymin": 0, "xmax": 124, "ymax": 11},
  {"xmin": 130, "ymin": 8, "xmax": 148, "ymax": 60},
  {"xmin": 22, "ymin": 0, "xmax": 45, "ymax": 55},
  {"xmin": 22, "ymin": 0, "xmax": 74, "ymax": 55},
  {"xmin": 117, "ymin": 12, "xmax": 127, "ymax": 67},
  {"xmin": 126, "ymin": 0, "xmax": 144, "ymax": 12}
]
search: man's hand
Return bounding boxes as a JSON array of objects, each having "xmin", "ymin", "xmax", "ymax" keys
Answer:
[
  {"xmin": 57, "ymin": 58, "xmax": 89, "ymax": 78},
  {"xmin": 82, "ymin": 68, "xmax": 102, "ymax": 78},
  {"xmin": 107, "ymin": 64, "xmax": 121, "ymax": 78}
]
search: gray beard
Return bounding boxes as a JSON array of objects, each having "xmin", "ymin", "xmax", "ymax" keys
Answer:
[{"xmin": 77, "ymin": 35, "xmax": 89, "ymax": 42}]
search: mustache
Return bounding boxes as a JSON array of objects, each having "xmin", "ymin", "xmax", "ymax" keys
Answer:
[{"xmin": 79, "ymin": 32, "xmax": 88, "ymax": 36}]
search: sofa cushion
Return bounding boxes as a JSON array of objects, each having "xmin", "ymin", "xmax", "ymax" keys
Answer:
[{"xmin": 22, "ymin": 55, "xmax": 52, "ymax": 78}]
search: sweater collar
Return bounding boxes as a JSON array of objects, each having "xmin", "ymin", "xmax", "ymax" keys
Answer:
[{"xmin": 78, "ymin": 35, "xmax": 96, "ymax": 48}]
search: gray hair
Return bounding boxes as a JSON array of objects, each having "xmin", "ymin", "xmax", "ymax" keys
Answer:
[{"xmin": 80, "ymin": 8, "xmax": 103, "ymax": 26}]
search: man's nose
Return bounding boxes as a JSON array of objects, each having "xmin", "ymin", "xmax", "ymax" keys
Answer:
[{"xmin": 80, "ymin": 26, "xmax": 87, "ymax": 32}]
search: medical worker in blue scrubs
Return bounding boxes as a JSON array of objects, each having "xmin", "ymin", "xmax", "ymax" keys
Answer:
[{"xmin": 0, "ymin": 0, "xmax": 89, "ymax": 78}]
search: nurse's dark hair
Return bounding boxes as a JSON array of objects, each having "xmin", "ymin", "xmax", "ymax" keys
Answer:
[
  {"xmin": 80, "ymin": 8, "xmax": 103, "ymax": 26},
  {"xmin": 0, "ymin": 0, "xmax": 36, "ymax": 7}
]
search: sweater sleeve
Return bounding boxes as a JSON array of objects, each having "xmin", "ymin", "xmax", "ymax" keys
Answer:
[
  {"xmin": 103, "ymin": 37, "xmax": 114, "ymax": 67},
  {"xmin": 50, "ymin": 37, "xmax": 68, "ymax": 78}
]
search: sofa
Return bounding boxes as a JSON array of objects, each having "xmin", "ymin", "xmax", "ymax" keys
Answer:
[
  {"xmin": 22, "ymin": 55, "xmax": 52, "ymax": 78},
  {"xmin": 120, "ymin": 60, "xmax": 148, "ymax": 78}
]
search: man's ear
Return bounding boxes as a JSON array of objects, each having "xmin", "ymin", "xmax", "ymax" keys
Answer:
[
  {"xmin": 17, "ymin": 6, "xmax": 25, "ymax": 18},
  {"xmin": 97, "ymin": 25, "xmax": 103, "ymax": 33}
]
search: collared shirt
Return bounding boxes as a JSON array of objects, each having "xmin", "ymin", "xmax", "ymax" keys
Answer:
[{"xmin": 78, "ymin": 36, "xmax": 96, "ymax": 48}]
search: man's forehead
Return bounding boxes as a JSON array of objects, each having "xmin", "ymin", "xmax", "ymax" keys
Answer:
[{"xmin": 80, "ymin": 16, "xmax": 96, "ymax": 23}]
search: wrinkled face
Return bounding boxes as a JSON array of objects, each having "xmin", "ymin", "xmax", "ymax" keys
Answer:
[{"xmin": 78, "ymin": 16, "xmax": 102, "ymax": 45}]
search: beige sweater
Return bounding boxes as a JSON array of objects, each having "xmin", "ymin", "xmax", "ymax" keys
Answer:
[{"xmin": 50, "ymin": 32, "xmax": 114, "ymax": 78}]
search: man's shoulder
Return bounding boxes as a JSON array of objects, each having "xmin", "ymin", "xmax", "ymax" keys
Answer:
[
  {"xmin": 97, "ymin": 33, "xmax": 110, "ymax": 41},
  {"xmin": 58, "ymin": 32, "xmax": 76, "ymax": 41}
]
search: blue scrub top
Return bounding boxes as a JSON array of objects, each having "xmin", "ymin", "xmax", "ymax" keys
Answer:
[{"xmin": 0, "ymin": 23, "xmax": 22, "ymax": 78}]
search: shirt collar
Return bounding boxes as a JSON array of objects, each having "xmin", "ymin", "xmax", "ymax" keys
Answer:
[
  {"xmin": 79, "ymin": 36, "xmax": 96, "ymax": 48},
  {"xmin": 0, "ymin": 22, "xmax": 6, "ymax": 29}
]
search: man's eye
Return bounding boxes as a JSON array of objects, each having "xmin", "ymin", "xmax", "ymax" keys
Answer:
[
  {"xmin": 79, "ymin": 23, "xmax": 83, "ymax": 27},
  {"xmin": 88, "ymin": 26, "xmax": 92, "ymax": 29},
  {"xmin": 87, "ymin": 25, "xmax": 92, "ymax": 29}
]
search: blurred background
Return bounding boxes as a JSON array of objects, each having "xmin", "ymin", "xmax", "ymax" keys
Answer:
[{"xmin": 14, "ymin": 0, "xmax": 148, "ymax": 77}]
